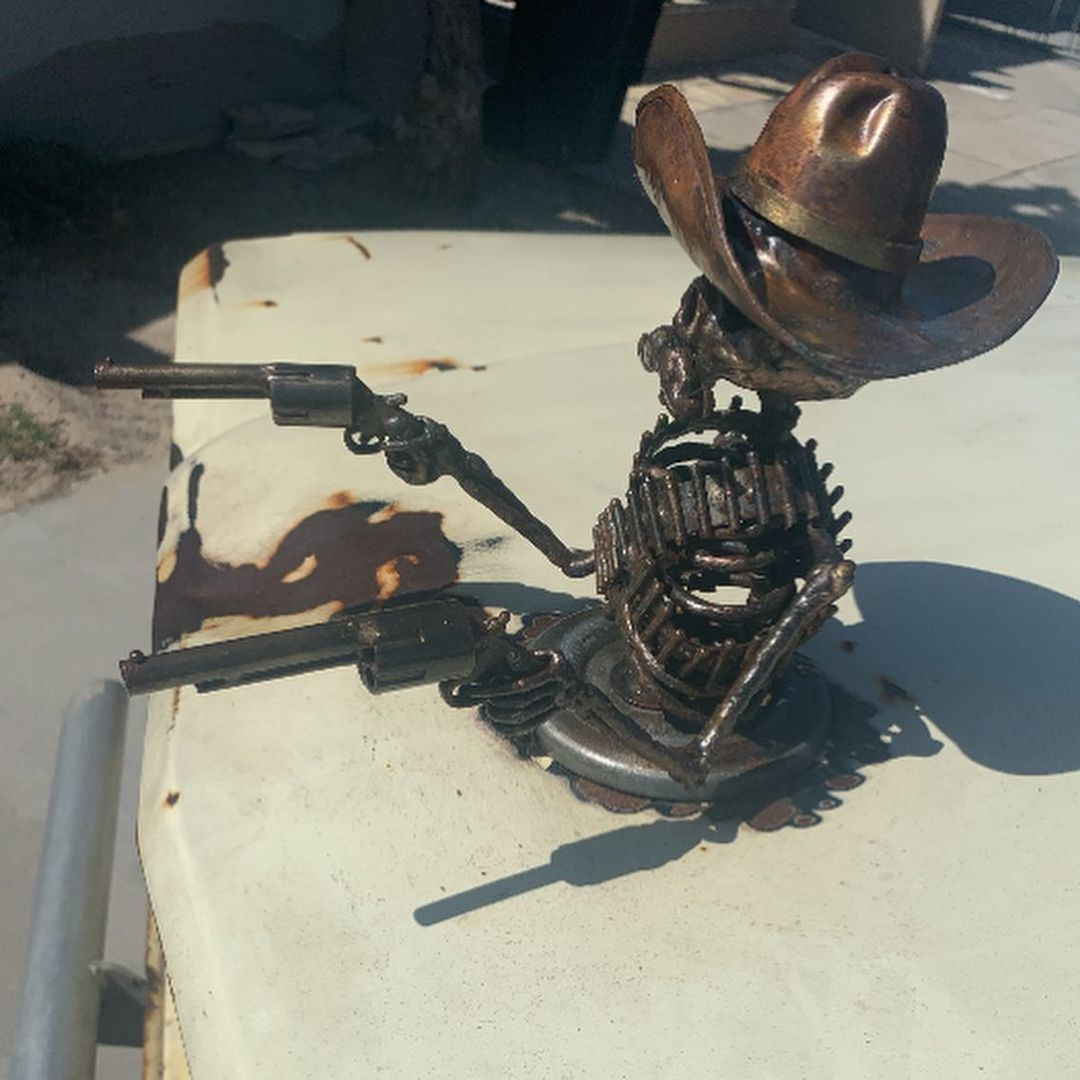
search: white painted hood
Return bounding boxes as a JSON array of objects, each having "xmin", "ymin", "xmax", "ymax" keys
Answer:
[{"xmin": 138, "ymin": 231, "xmax": 1080, "ymax": 1078}]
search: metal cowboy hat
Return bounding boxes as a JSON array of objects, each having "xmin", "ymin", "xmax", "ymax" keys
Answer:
[{"xmin": 633, "ymin": 52, "xmax": 1059, "ymax": 380}]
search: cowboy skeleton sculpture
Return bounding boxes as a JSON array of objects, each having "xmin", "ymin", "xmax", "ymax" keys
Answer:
[{"xmin": 101, "ymin": 55, "xmax": 1057, "ymax": 804}]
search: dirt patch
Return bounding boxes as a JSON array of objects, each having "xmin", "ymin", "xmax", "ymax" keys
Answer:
[{"xmin": 0, "ymin": 362, "xmax": 168, "ymax": 514}]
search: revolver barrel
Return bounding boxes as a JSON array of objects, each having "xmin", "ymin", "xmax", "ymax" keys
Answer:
[
  {"xmin": 94, "ymin": 359, "xmax": 360, "ymax": 427},
  {"xmin": 120, "ymin": 599, "xmax": 482, "ymax": 696},
  {"xmin": 95, "ymin": 360, "xmax": 272, "ymax": 398}
]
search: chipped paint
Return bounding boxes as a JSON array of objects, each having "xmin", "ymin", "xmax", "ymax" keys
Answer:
[
  {"xmin": 152, "ymin": 468, "xmax": 462, "ymax": 647},
  {"xmin": 369, "ymin": 358, "xmax": 476, "ymax": 379},
  {"xmin": 280, "ymin": 553, "xmax": 318, "ymax": 584},
  {"xmin": 157, "ymin": 548, "xmax": 179, "ymax": 584},
  {"xmin": 325, "ymin": 491, "xmax": 354, "ymax": 511},
  {"xmin": 178, "ymin": 244, "xmax": 229, "ymax": 303},
  {"xmin": 242, "ymin": 299, "xmax": 279, "ymax": 308},
  {"xmin": 375, "ymin": 553, "xmax": 420, "ymax": 601},
  {"xmin": 143, "ymin": 911, "xmax": 193, "ymax": 1080}
]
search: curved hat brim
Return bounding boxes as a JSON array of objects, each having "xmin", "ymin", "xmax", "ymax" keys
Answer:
[{"xmin": 633, "ymin": 85, "xmax": 1059, "ymax": 380}]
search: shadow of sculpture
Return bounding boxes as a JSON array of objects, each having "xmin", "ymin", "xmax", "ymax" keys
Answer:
[
  {"xmin": 415, "ymin": 815, "xmax": 736, "ymax": 925},
  {"xmin": 417, "ymin": 561, "xmax": 1078, "ymax": 924},
  {"xmin": 838, "ymin": 561, "xmax": 1080, "ymax": 776},
  {"xmin": 450, "ymin": 581, "xmax": 596, "ymax": 616}
]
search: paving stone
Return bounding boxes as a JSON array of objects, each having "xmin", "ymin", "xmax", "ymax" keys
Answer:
[
  {"xmin": 986, "ymin": 156, "xmax": 1080, "ymax": 256},
  {"xmin": 668, "ymin": 74, "xmax": 779, "ymax": 111},
  {"xmin": 691, "ymin": 100, "xmax": 777, "ymax": 154},
  {"xmin": 937, "ymin": 149, "xmax": 1009, "ymax": 187},
  {"xmin": 946, "ymin": 105, "xmax": 1080, "ymax": 172}
]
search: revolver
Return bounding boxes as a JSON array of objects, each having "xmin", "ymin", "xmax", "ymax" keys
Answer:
[{"xmin": 96, "ymin": 359, "xmax": 590, "ymax": 705}]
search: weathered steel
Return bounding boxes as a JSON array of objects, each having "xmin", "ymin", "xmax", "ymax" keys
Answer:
[
  {"xmin": 96, "ymin": 52, "xmax": 1057, "ymax": 806},
  {"xmin": 95, "ymin": 358, "xmax": 591, "ymax": 576},
  {"xmin": 123, "ymin": 599, "xmax": 483, "ymax": 695}
]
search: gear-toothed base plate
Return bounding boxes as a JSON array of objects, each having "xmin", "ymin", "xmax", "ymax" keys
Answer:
[{"xmin": 529, "ymin": 607, "xmax": 831, "ymax": 802}]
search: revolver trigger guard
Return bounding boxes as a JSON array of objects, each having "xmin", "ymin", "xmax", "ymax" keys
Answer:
[{"xmin": 343, "ymin": 428, "xmax": 385, "ymax": 456}]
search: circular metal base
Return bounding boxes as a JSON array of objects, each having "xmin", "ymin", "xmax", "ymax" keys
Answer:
[{"xmin": 529, "ymin": 607, "xmax": 831, "ymax": 802}]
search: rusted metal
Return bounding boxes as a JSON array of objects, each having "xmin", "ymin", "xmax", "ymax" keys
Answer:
[
  {"xmin": 369, "ymin": 358, "xmax": 489, "ymax": 378},
  {"xmin": 129, "ymin": 598, "xmax": 484, "ymax": 696},
  {"xmin": 96, "ymin": 358, "xmax": 591, "ymax": 577},
  {"xmin": 97, "ymin": 53, "xmax": 1057, "ymax": 809},
  {"xmin": 593, "ymin": 402, "xmax": 848, "ymax": 729},
  {"xmin": 177, "ymin": 243, "xmax": 228, "ymax": 303},
  {"xmin": 153, "ymin": 466, "xmax": 462, "ymax": 647},
  {"xmin": 143, "ymin": 912, "xmax": 192, "ymax": 1080}
]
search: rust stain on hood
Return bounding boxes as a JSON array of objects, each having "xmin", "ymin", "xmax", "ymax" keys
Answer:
[
  {"xmin": 369, "ymin": 358, "xmax": 485, "ymax": 378},
  {"xmin": 153, "ymin": 470, "xmax": 462, "ymax": 648},
  {"xmin": 178, "ymin": 244, "xmax": 229, "ymax": 303},
  {"xmin": 375, "ymin": 554, "xmax": 420, "ymax": 601},
  {"xmin": 337, "ymin": 236, "xmax": 372, "ymax": 259}
]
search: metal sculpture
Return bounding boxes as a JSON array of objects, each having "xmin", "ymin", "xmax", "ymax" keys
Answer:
[{"xmin": 96, "ymin": 53, "xmax": 1057, "ymax": 804}]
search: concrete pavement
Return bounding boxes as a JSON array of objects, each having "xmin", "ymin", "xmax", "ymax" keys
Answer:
[
  {"xmin": 587, "ymin": 22, "xmax": 1080, "ymax": 258},
  {"xmin": 0, "ymin": 459, "xmax": 166, "ymax": 1079}
]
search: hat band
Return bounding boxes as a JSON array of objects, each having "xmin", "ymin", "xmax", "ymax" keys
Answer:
[{"xmin": 730, "ymin": 171, "xmax": 923, "ymax": 275}]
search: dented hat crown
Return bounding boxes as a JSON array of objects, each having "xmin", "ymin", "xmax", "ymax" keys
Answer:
[
  {"xmin": 731, "ymin": 53, "xmax": 947, "ymax": 274},
  {"xmin": 632, "ymin": 52, "xmax": 1057, "ymax": 382}
]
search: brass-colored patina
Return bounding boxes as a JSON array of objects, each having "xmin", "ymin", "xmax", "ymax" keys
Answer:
[
  {"xmin": 633, "ymin": 52, "xmax": 1059, "ymax": 397},
  {"xmin": 733, "ymin": 52, "xmax": 947, "ymax": 275}
]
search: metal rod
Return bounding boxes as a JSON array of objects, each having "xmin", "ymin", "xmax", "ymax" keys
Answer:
[
  {"xmin": 11, "ymin": 680, "xmax": 129, "ymax": 1080},
  {"xmin": 120, "ymin": 618, "xmax": 365, "ymax": 695},
  {"xmin": 94, "ymin": 359, "xmax": 270, "ymax": 398}
]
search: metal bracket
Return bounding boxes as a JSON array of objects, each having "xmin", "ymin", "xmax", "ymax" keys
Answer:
[{"xmin": 93, "ymin": 962, "xmax": 147, "ymax": 1048}]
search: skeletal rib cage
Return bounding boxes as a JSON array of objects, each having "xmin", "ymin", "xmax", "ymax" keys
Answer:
[{"xmin": 593, "ymin": 401, "xmax": 850, "ymax": 728}]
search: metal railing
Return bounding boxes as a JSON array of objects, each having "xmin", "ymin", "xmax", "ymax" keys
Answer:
[{"xmin": 11, "ymin": 681, "xmax": 144, "ymax": 1080}]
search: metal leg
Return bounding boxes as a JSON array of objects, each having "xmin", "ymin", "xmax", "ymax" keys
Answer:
[{"xmin": 690, "ymin": 560, "xmax": 854, "ymax": 767}]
